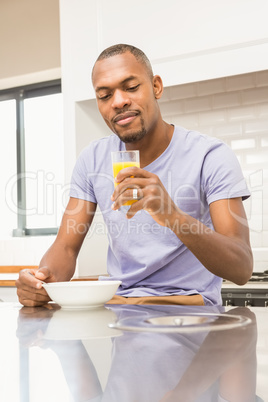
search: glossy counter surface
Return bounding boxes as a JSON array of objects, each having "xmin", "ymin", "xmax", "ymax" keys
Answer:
[{"xmin": 0, "ymin": 302, "xmax": 267, "ymax": 402}]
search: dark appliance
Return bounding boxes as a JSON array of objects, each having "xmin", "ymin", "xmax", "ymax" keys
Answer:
[{"xmin": 221, "ymin": 272, "xmax": 268, "ymax": 307}]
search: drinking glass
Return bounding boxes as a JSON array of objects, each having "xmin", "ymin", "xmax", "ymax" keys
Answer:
[{"xmin": 111, "ymin": 150, "xmax": 140, "ymax": 207}]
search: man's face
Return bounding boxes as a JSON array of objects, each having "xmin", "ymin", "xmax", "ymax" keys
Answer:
[{"xmin": 92, "ymin": 52, "xmax": 161, "ymax": 143}]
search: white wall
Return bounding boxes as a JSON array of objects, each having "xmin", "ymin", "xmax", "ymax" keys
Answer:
[
  {"xmin": 74, "ymin": 100, "xmax": 110, "ymax": 275},
  {"xmin": 59, "ymin": 0, "xmax": 268, "ymax": 275}
]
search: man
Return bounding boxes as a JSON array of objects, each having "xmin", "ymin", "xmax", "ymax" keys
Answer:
[{"xmin": 16, "ymin": 44, "xmax": 253, "ymax": 307}]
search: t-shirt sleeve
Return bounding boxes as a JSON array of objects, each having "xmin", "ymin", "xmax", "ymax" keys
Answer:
[
  {"xmin": 201, "ymin": 141, "xmax": 250, "ymax": 205},
  {"xmin": 69, "ymin": 146, "xmax": 97, "ymax": 204}
]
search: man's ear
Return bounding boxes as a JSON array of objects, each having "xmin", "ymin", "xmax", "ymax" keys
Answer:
[{"xmin": 153, "ymin": 75, "xmax": 164, "ymax": 99}]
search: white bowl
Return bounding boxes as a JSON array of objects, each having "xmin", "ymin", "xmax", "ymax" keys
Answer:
[{"xmin": 42, "ymin": 280, "xmax": 121, "ymax": 309}]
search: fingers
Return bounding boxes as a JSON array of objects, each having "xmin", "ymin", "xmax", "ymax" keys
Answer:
[
  {"xmin": 115, "ymin": 166, "xmax": 151, "ymax": 182},
  {"xmin": 111, "ymin": 169, "xmax": 178, "ymax": 225},
  {"xmin": 112, "ymin": 173, "xmax": 158, "ymax": 202},
  {"xmin": 35, "ymin": 266, "xmax": 51, "ymax": 282},
  {"xmin": 112, "ymin": 178, "xmax": 165, "ymax": 213},
  {"xmin": 16, "ymin": 269, "xmax": 51, "ymax": 307},
  {"xmin": 17, "ymin": 288, "xmax": 51, "ymax": 307},
  {"xmin": 111, "ymin": 166, "xmax": 177, "ymax": 222},
  {"xmin": 17, "ymin": 268, "xmax": 41, "ymax": 289},
  {"xmin": 112, "ymin": 177, "xmax": 148, "ymax": 198},
  {"xmin": 112, "ymin": 187, "xmax": 144, "ymax": 209}
]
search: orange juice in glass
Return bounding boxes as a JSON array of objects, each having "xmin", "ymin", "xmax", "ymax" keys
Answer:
[{"xmin": 111, "ymin": 150, "xmax": 140, "ymax": 206}]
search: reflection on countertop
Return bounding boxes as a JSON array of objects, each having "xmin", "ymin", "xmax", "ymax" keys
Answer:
[{"xmin": 0, "ymin": 302, "xmax": 267, "ymax": 402}]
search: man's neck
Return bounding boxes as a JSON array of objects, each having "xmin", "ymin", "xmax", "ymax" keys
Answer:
[{"xmin": 125, "ymin": 121, "xmax": 174, "ymax": 168}]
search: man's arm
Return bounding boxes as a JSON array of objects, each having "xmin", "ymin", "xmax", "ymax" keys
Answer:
[
  {"xmin": 170, "ymin": 197, "xmax": 253, "ymax": 285},
  {"xmin": 16, "ymin": 198, "xmax": 97, "ymax": 306},
  {"xmin": 112, "ymin": 168, "xmax": 253, "ymax": 285}
]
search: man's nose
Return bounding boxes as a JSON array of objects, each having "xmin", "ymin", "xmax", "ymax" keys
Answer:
[{"xmin": 111, "ymin": 90, "xmax": 131, "ymax": 109}]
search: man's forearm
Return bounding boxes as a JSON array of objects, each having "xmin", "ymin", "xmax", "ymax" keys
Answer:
[
  {"xmin": 167, "ymin": 212, "xmax": 253, "ymax": 285},
  {"xmin": 39, "ymin": 240, "xmax": 77, "ymax": 281}
]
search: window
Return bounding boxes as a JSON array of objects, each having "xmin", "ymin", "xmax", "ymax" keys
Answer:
[
  {"xmin": 0, "ymin": 80, "xmax": 64, "ymax": 236},
  {"xmin": 0, "ymin": 98, "xmax": 17, "ymax": 237}
]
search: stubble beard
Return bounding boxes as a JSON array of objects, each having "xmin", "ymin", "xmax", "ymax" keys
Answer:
[{"xmin": 114, "ymin": 117, "xmax": 147, "ymax": 144}]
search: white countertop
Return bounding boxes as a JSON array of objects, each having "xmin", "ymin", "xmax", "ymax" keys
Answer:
[{"xmin": 0, "ymin": 302, "xmax": 267, "ymax": 401}]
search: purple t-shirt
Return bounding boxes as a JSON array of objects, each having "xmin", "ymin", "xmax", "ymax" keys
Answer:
[{"xmin": 70, "ymin": 126, "xmax": 250, "ymax": 305}]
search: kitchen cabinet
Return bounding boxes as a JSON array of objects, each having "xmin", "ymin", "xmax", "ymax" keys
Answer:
[{"xmin": 60, "ymin": 0, "xmax": 268, "ymax": 102}]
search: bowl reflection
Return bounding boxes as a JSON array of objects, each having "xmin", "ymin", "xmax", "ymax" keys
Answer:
[{"xmin": 44, "ymin": 306, "xmax": 122, "ymax": 340}]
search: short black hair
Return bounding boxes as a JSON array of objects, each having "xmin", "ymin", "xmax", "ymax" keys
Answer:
[{"xmin": 92, "ymin": 44, "xmax": 153, "ymax": 79}]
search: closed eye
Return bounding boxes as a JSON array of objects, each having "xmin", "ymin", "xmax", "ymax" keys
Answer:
[
  {"xmin": 98, "ymin": 94, "xmax": 111, "ymax": 101},
  {"xmin": 127, "ymin": 84, "xmax": 140, "ymax": 92}
]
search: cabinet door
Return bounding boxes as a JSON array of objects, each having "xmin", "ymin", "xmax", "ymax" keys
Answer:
[{"xmin": 60, "ymin": 0, "xmax": 268, "ymax": 101}]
